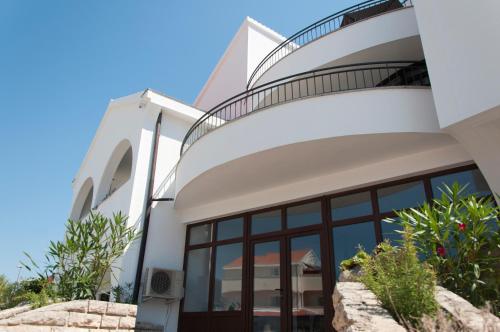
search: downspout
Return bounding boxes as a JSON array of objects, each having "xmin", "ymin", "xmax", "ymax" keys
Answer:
[{"xmin": 132, "ymin": 110, "xmax": 163, "ymax": 303}]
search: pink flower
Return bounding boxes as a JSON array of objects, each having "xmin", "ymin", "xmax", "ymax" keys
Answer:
[
  {"xmin": 437, "ymin": 246, "xmax": 446, "ymax": 257},
  {"xmin": 458, "ymin": 223, "xmax": 466, "ymax": 232}
]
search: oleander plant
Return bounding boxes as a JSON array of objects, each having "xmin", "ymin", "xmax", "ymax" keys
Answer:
[{"xmin": 385, "ymin": 183, "xmax": 500, "ymax": 316}]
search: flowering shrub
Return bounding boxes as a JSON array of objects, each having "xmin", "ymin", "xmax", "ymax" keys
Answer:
[{"xmin": 385, "ymin": 183, "xmax": 500, "ymax": 316}]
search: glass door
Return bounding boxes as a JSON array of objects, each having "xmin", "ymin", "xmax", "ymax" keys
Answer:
[
  {"xmin": 289, "ymin": 233, "xmax": 325, "ymax": 332},
  {"xmin": 251, "ymin": 232, "xmax": 327, "ymax": 332},
  {"xmin": 251, "ymin": 239, "xmax": 284, "ymax": 332}
]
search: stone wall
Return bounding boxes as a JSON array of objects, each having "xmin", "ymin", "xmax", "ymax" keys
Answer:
[
  {"xmin": 332, "ymin": 281, "xmax": 500, "ymax": 332},
  {"xmin": 0, "ymin": 300, "xmax": 162, "ymax": 331}
]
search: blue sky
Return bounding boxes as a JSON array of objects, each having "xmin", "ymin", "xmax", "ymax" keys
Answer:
[{"xmin": 0, "ymin": 0, "xmax": 355, "ymax": 281}]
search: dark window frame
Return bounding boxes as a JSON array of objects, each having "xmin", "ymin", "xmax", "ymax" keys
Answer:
[{"xmin": 179, "ymin": 163, "xmax": 487, "ymax": 332}]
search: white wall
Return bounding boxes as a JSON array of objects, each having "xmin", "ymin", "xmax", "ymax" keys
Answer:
[
  {"xmin": 194, "ymin": 17, "xmax": 284, "ymax": 111},
  {"xmin": 446, "ymin": 110, "xmax": 500, "ymax": 199},
  {"xmin": 413, "ymin": 0, "xmax": 500, "ymax": 128},
  {"xmin": 135, "ymin": 113, "xmax": 196, "ymax": 331}
]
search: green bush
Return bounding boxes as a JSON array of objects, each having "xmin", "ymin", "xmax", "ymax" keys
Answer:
[
  {"xmin": 339, "ymin": 249, "xmax": 370, "ymax": 271},
  {"xmin": 385, "ymin": 183, "xmax": 500, "ymax": 316},
  {"xmin": 358, "ymin": 234, "xmax": 438, "ymax": 326},
  {"xmin": 22, "ymin": 211, "xmax": 140, "ymax": 302},
  {"xmin": 0, "ymin": 276, "xmax": 57, "ymax": 309}
]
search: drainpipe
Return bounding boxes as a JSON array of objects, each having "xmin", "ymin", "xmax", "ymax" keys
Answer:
[{"xmin": 132, "ymin": 110, "xmax": 163, "ymax": 303}]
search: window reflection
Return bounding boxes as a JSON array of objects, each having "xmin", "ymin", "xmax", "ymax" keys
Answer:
[
  {"xmin": 332, "ymin": 222, "xmax": 376, "ymax": 278},
  {"xmin": 184, "ymin": 248, "xmax": 211, "ymax": 312},
  {"xmin": 213, "ymin": 243, "xmax": 243, "ymax": 311},
  {"xmin": 253, "ymin": 241, "xmax": 281, "ymax": 332},
  {"xmin": 252, "ymin": 210, "xmax": 281, "ymax": 235},
  {"xmin": 431, "ymin": 169, "xmax": 491, "ymax": 198},
  {"xmin": 378, "ymin": 181, "xmax": 426, "ymax": 213},
  {"xmin": 217, "ymin": 217, "xmax": 243, "ymax": 241},
  {"xmin": 189, "ymin": 223, "xmax": 212, "ymax": 245},
  {"xmin": 287, "ymin": 202, "xmax": 322, "ymax": 228},
  {"xmin": 290, "ymin": 235, "xmax": 324, "ymax": 332},
  {"xmin": 381, "ymin": 218, "xmax": 404, "ymax": 245},
  {"xmin": 331, "ymin": 191, "xmax": 372, "ymax": 221}
]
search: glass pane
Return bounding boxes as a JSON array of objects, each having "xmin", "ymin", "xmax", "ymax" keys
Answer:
[
  {"xmin": 253, "ymin": 241, "xmax": 281, "ymax": 332},
  {"xmin": 377, "ymin": 181, "xmax": 426, "ymax": 213},
  {"xmin": 252, "ymin": 210, "xmax": 281, "ymax": 235},
  {"xmin": 381, "ymin": 218, "xmax": 403, "ymax": 245},
  {"xmin": 213, "ymin": 243, "xmax": 243, "ymax": 311},
  {"xmin": 290, "ymin": 234, "xmax": 324, "ymax": 332},
  {"xmin": 189, "ymin": 223, "xmax": 212, "ymax": 245},
  {"xmin": 287, "ymin": 202, "xmax": 322, "ymax": 229},
  {"xmin": 332, "ymin": 222, "xmax": 376, "ymax": 278},
  {"xmin": 331, "ymin": 191, "xmax": 372, "ymax": 221},
  {"xmin": 431, "ymin": 169, "xmax": 491, "ymax": 198},
  {"xmin": 184, "ymin": 247, "xmax": 211, "ymax": 312},
  {"xmin": 217, "ymin": 217, "xmax": 244, "ymax": 241}
]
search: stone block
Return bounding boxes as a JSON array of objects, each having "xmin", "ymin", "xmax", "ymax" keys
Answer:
[
  {"xmin": 106, "ymin": 302, "xmax": 131, "ymax": 317},
  {"xmin": 127, "ymin": 305, "xmax": 137, "ymax": 317},
  {"xmin": 61, "ymin": 300, "xmax": 89, "ymax": 313},
  {"xmin": 332, "ymin": 282, "xmax": 406, "ymax": 332},
  {"xmin": 435, "ymin": 286, "xmax": 500, "ymax": 332},
  {"xmin": 0, "ymin": 305, "xmax": 32, "ymax": 320},
  {"xmin": 88, "ymin": 301, "xmax": 108, "ymax": 315},
  {"xmin": 118, "ymin": 316, "xmax": 136, "ymax": 329},
  {"xmin": 67, "ymin": 312, "xmax": 101, "ymax": 328},
  {"xmin": 7, "ymin": 311, "xmax": 68, "ymax": 327},
  {"xmin": 100, "ymin": 315, "xmax": 120, "ymax": 329}
]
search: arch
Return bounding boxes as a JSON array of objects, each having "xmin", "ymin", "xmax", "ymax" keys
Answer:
[
  {"xmin": 71, "ymin": 177, "xmax": 94, "ymax": 220},
  {"xmin": 97, "ymin": 139, "xmax": 133, "ymax": 203}
]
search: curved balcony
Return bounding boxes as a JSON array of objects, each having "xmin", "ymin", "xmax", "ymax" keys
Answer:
[
  {"xmin": 175, "ymin": 61, "xmax": 449, "ymax": 215},
  {"xmin": 181, "ymin": 61, "xmax": 429, "ymax": 155},
  {"xmin": 247, "ymin": 0, "xmax": 413, "ymax": 88}
]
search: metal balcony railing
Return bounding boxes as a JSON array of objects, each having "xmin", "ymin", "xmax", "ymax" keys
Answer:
[
  {"xmin": 247, "ymin": 0, "xmax": 413, "ymax": 89},
  {"xmin": 180, "ymin": 61, "xmax": 429, "ymax": 155}
]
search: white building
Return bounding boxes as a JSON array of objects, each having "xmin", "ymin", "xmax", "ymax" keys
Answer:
[{"xmin": 69, "ymin": 1, "xmax": 500, "ymax": 331}]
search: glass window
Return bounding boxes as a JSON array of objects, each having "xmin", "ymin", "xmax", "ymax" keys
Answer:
[
  {"xmin": 331, "ymin": 191, "xmax": 372, "ymax": 221},
  {"xmin": 251, "ymin": 210, "xmax": 281, "ymax": 235},
  {"xmin": 290, "ymin": 234, "xmax": 324, "ymax": 332},
  {"xmin": 217, "ymin": 217, "xmax": 243, "ymax": 241},
  {"xmin": 431, "ymin": 169, "xmax": 491, "ymax": 198},
  {"xmin": 287, "ymin": 201, "xmax": 322, "ymax": 228},
  {"xmin": 332, "ymin": 222, "xmax": 376, "ymax": 278},
  {"xmin": 213, "ymin": 243, "xmax": 243, "ymax": 311},
  {"xmin": 377, "ymin": 181, "xmax": 426, "ymax": 213},
  {"xmin": 381, "ymin": 218, "xmax": 404, "ymax": 245},
  {"xmin": 189, "ymin": 223, "xmax": 212, "ymax": 245},
  {"xmin": 184, "ymin": 248, "xmax": 211, "ymax": 312}
]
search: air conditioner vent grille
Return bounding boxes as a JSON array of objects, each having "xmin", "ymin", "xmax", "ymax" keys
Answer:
[{"xmin": 151, "ymin": 270, "xmax": 170, "ymax": 294}]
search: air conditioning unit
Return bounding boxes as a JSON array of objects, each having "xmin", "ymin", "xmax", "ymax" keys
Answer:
[{"xmin": 143, "ymin": 268, "xmax": 184, "ymax": 300}]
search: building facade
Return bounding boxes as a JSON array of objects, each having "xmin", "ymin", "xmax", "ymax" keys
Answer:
[{"xmin": 69, "ymin": 0, "xmax": 500, "ymax": 331}]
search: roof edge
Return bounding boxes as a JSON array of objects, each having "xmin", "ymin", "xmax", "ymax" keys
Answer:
[{"xmin": 193, "ymin": 16, "xmax": 285, "ymax": 108}]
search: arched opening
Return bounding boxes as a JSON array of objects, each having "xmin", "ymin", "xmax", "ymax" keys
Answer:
[
  {"xmin": 79, "ymin": 186, "xmax": 93, "ymax": 220},
  {"xmin": 70, "ymin": 178, "xmax": 94, "ymax": 220},
  {"xmin": 97, "ymin": 139, "xmax": 133, "ymax": 204},
  {"xmin": 109, "ymin": 146, "xmax": 132, "ymax": 195}
]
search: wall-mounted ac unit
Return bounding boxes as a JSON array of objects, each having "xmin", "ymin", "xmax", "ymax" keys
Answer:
[{"xmin": 143, "ymin": 268, "xmax": 184, "ymax": 300}]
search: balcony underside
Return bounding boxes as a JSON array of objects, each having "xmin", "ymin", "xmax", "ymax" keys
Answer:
[{"xmin": 175, "ymin": 88, "xmax": 457, "ymax": 211}]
